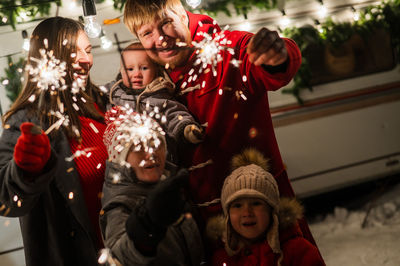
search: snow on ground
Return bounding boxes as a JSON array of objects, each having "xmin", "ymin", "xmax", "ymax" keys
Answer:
[{"xmin": 309, "ymin": 182, "xmax": 400, "ymax": 266}]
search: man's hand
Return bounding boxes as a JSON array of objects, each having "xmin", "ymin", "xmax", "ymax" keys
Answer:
[{"xmin": 247, "ymin": 28, "xmax": 288, "ymax": 67}]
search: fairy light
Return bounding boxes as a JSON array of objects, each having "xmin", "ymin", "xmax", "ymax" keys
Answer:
[
  {"xmin": 100, "ymin": 30, "xmax": 113, "ymax": 50},
  {"xmin": 186, "ymin": 0, "xmax": 201, "ymax": 9},
  {"xmin": 317, "ymin": 0, "xmax": 328, "ymax": 19},
  {"xmin": 279, "ymin": 10, "xmax": 291, "ymax": 28},
  {"xmin": 68, "ymin": 0, "xmax": 78, "ymax": 9},
  {"xmin": 238, "ymin": 21, "xmax": 251, "ymax": 31},
  {"xmin": 16, "ymin": 11, "xmax": 29, "ymax": 23},
  {"xmin": 22, "ymin": 30, "xmax": 30, "ymax": 52},
  {"xmin": 351, "ymin": 6, "xmax": 360, "ymax": 21}
]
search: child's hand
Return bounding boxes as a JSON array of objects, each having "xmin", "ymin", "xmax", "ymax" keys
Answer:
[
  {"xmin": 125, "ymin": 169, "xmax": 189, "ymax": 251},
  {"xmin": 184, "ymin": 124, "xmax": 205, "ymax": 144},
  {"xmin": 14, "ymin": 122, "xmax": 51, "ymax": 173},
  {"xmin": 146, "ymin": 168, "xmax": 188, "ymax": 227}
]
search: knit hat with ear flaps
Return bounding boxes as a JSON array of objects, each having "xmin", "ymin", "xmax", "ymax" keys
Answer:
[
  {"xmin": 221, "ymin": 148, "xmax": 282, "ymax": 257},
  {"xmin": 103, "ymin": 106, "xmax": 166, "ymax": 165}
]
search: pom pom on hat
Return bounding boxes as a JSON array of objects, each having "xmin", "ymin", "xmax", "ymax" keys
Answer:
[{"xmin": 222, "ymin": 148, "xmax": 278, "ymax": 215}]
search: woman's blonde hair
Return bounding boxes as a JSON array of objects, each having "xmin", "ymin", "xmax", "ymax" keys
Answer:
[
  {"xmin": 123, "ymin": 0, "xmax": 187, "ymax": 36},
  {"xmin": 3, "ymin": 17, "xmax": 107, "ymax": 140}
]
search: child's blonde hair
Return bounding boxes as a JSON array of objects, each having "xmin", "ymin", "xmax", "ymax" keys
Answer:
[{"xmin": 123, "ymin": 0, "xmax": 187, "ymax": 36}]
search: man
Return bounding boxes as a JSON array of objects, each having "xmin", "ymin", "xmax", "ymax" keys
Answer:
[{"xmin": 123, "ymin": 0, "xmax": 315, "ymax": 246}]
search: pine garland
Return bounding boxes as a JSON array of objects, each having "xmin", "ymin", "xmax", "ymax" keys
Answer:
[
  {"xmin": 1, "ymin": 57, "xmax": 25, "ymax": 103},
  {"xmin": 283, "ymin": 0, "xmax": 400, "ymax": 103},
  {"xmin": 111, "ymin": 0, "xmax": 277, "ymax": 17},
  {"xmin": 0, "ymin": 0, "xmax": 62, "ymax": 29}
]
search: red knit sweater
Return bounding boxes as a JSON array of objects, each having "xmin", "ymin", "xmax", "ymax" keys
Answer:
[{"xmin": 69, "ymin": 115, "xmax": 107, "ymax": 249}]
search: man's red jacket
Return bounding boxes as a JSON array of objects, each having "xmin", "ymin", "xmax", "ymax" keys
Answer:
[{"xmin": 169, "ymin": 12, "xmax": 301, "ymax": 218}]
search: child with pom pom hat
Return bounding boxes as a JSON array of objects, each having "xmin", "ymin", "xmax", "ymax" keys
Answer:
[{"xmin": 212, "ymin": 148, "xmax": 325, "ymax": 266}]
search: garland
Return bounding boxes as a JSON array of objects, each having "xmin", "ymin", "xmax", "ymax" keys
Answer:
[
  {"xmin": 282, "ymin": 0, "xmax": 400, "ymax": 103},
  {"xmin": 111, "ymin": 0, "xmax": 277, "ymax": 17},
  {"xmin": 1, "ymin": 56, "xmax": 25, "ymax": 103},
  {"xmin": 0, "ymin": 0, "xmax": 61, "ymax": 29}
]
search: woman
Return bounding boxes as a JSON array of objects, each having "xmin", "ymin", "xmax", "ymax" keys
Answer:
[{"xmin": 0, "ymin": 17, "xmax": 108, "ymax": 265}]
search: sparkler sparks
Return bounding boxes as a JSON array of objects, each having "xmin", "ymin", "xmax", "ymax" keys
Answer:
[
  {"xmin": 190, "ymin": 27, "xmax": 235, "ymax": 79},
  {"xmin": 25, "ymin": 47, "xmax": 67, "ymax": 92},
  {"xmin": 23, "ymin": 39, "xmax": 88, "ymax": 137},
  {"xmin": 110, "ymin": 106, "xmax": 166, "ymax": 156}
]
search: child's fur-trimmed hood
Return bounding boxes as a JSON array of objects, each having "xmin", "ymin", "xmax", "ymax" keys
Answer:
[{"xmin": 206, "ymin": 197, "xmax": 304, "ymax": 243}]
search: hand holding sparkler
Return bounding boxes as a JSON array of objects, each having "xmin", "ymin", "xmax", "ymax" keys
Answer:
[
  {"xmin": 125, "ymin": 169, "xmax": 189, "ymax": 251},
  {"xmin": 184, "ymin": 124, "xmax": 205, "ymax": 144},
  {"xmin": 14, "ymin": 122, "xmax": 51, "ymax": 173},
  {"xmin": 247, "ymin": 28, "xmax": 288, "ymax": 67}
]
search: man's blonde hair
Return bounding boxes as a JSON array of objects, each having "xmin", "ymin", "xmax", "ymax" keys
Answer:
[{"xmin": 124, "ymin": 0, "xmax": 187, "ymax": 36}]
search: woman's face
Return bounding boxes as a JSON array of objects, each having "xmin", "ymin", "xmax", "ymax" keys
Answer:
[
  {"xmin": 72, "ymin": 30, "xmax": 93, "ymax": 86},
  {"xmin": 126, "ymin": 143, "xmax": 166, "ymax": 183},
  {"xmin": 229, "ymin": 197, "xmax": 272, "ymax": 241}
]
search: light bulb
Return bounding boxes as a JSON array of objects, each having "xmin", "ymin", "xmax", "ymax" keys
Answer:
[
  {"xmin": 317, "ymin": 4, "xmax": 327, "ymax": 19},
  {"xmin": 23, "ymin": 39, "xmax": 30, "ymax": 52},
  {"xmin": 100, "ymin": 35, "xmax": 113, "ymax": 50},
  {"xmin": 21, "ymin": 30, "xmax": 30, "ymax": 52},
  {"xmin": 238, "ymin": 21, "xmax": 251, "ymax": 31},
  {"xmin": 84, "ymin": 16, "xmax": 102, "ymax": 38},
  {"xmin": 186, "ymin": 0, "xmax": 201, "ymax": 9}
]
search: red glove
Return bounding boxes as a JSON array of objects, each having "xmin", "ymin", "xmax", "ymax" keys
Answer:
[{"xmin": 14, "ymin": 122, "xmax": 51, "ymax": 173}]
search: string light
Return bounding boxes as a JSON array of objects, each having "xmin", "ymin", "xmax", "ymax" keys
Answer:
[
  {"xmin": 82, "ymin": 0, "xmax": 102, "ymax": 38},
  {"xmin": 238, "ymin": 21, "xmax": 251, "ymax": 31},
  {"xmin": 21, "ymin": 30, "xmax": 30, "ymax": 52},
  {"xmin": 279, "ymin": 10, "xmax": 291, "ymax": 28},
  {"xmin": 351, "ymin": 6, "xmax": 360, "ymax": 21},
  {"xmin": 100, "ymin": 30, "xmax": 113, "ymax": 50},
  {"xmin": 186, "ymin": 0, "xmax": 201, "ymax": 9},
  {"xmin": 317, "ymin": 0, "xmax": 328, "ymax": 19}
]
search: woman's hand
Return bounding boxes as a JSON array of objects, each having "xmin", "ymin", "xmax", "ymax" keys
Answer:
[{"xmin": 14, "ymin": 122, "xmax": 51, "ymax": 173}]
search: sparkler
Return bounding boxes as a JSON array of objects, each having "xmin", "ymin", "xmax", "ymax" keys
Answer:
[
  {"xmin": 191, "ymin": 26, "xmax": 236, "ymax": 78},
  {"xmin": 25, "ymin": 47, "xmax": 67, "ymax": 92},
  {"xmin": 24, "ymin": 38, "xmax": 88, "ymax": 136},
  {"xmin": 106, "ymin": 106, "xmax": 166, "ymax": 167}
]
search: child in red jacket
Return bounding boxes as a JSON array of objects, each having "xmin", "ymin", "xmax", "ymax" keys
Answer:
[{"xmin": 212, "ymin": 148, "xmax": 325, "ymax": 266}]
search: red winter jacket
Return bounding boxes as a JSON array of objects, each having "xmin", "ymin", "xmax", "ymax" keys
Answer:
[
  {"xmin": 211, "ymin": 198, "xmax": 325, "ymax": 266},
  {"xmin": 169, "ymin": 12, "xmax": 301, "ymax": 214},
  {"xmin": 212, "ymin": 224, "xmax": 324, "ymax": 266}
]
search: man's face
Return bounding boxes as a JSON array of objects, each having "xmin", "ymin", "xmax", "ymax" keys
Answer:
[{"xmin": 136, "ymin": 10, "xmax": 192, "ymax": 67}]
